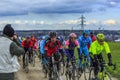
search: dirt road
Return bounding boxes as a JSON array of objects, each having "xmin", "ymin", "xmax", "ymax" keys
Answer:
[{"xmin": 15, "ymin": 58, "xmax": 118, "ymax": 80}]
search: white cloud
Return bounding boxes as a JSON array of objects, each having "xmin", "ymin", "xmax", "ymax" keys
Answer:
[
  {"xmin": 0, "ymin": 20, "xmax": 46, "ymax": 25},
  {"xmin": 103, "ymin": 19, "xmax": 117, "ymax": 25},
  {"xmin": 60, "ymin": 20, "xmax": 80, "ymax": 24},
  {"xmin": 85, "ymin": 20, "xmax": 98, "ymax": 25}
]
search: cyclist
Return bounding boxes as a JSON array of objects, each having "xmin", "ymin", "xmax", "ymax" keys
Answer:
[
  {"xmin": 90, "ymin": 31, "xmax": 96, "ymax": 42},
  {"xmin": 44, "ymin": 31, "xmax": 64, "ymax": 80},
  {"xmin": 88, "ymin": 31, "xmax": 96, "ymax": 49},
  {"xmin": 30, "ymin": 35, "xmax": 38, "ymax": 50},
  {"xmin": 40, "ymin": 35, "xmax": 49, "ymax": 64},
  {"xmin": 22, "ymin": 36, "xmax": 33, "ymax": 68},
  {"xmin": 78, "ymin": 30, "xmax": 92, "ymax": 70},
  {"xmin": 58, "ymin": 35, "xmax": 66, "ymax": 46},
  {"xmin": 89, "ymin": 33, "xmax": 113, "ymax": 78},
  {"xmin": 65, "ymin": 33, "xmax": 80, "ymax": 67}
]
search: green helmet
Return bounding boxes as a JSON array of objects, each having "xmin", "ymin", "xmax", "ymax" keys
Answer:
[{"xmin": 97, "ymin": 33, "xmax": 105, "ymax": 40}]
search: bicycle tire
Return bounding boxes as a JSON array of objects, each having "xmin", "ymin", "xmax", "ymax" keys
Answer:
[
  {"xmin": 89, "ymin": 67, "xmax": 96, "ymax": 80},
  {"xmin": 83, "ymin": 58, "xmax": 90, "ymax": 80},
  {"xmin": 42, "ymin": 64, "xmax": 48, "ymax": 78},
  {"xmin": 60, "ymin": 61, "xmax": 65, "ymax": 75},
  {"xmin": 25, "ymin": 52, "xmax": 29, "ymax": 73},
  {"xmin": 32, "ymin": 51, "xmax": 35, "ymax": 67}
]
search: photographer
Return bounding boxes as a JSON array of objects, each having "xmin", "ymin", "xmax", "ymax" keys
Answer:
[{"xmin": 0, "ymin": 24, "xmax": 25, "ymax": 80}]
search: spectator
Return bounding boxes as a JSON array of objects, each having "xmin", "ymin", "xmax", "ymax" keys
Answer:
[{"xmin": 0, "ymin": 24, "xmax": 25, "ymax": 80}]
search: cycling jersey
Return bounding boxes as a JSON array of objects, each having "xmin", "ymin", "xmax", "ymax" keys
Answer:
[
  {"xmin": 89, "ymin": 40, "xmax": 110, "ymax": 55},
  {"xmin": 65, "ymin": 39, "xmax": 79, "ymax": 49},
  {"xmin": 30, "ymin": 38, "xmax": 38, "ymax": 49},
  {"xmin": 78, "ymin": 36, "xmax": 92, "ymax": 48},
  {"xmin": 91, "ymin": 35, "xmax": 96, "ymax": 42},
  {"xmin": 40, "ymin": 40, "xmax": 46, "ymax": 54},
  {"xmin": 44, "ymin": 40, "xmax": 62, "ymax": 57},
  {"xmin": 22, "ymin": 40, "xmax": 33, "ymax": 48},
  {"xmin": 65, "ymin": 39, "xmax": 79, "ymax": 58}
]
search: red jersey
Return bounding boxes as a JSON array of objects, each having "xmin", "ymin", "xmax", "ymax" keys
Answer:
[
  {"xmin": 44, "ymin": 40, "xmax": 62, "ymax": 57},
  {"xmin": 91, "ymin": 35, "xmax": 96, "ymax": 42},
  {"xmin": 22, "ymin": 40, "xmax": 33, "ymax": 48},
  {"xmin": 30, "ymin": 38, "xmax": 38, "ymax": 50},
  {"xmin": 88, "ymin": 35, "xmax": 97, "ymax": 49}
]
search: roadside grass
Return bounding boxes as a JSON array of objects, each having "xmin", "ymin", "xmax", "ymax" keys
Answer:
[
  {"xmin": 105, "ymin": 42, "xmax": 120, "ymax": 79},
  {"xmin": 74, "ymin": 42, "xmax": 120, "ymax": 79}
]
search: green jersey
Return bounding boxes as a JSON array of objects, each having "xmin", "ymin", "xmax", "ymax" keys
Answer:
[{"xmin": 89, "ymin": 40, "xmax": 110, "ymax": 55}]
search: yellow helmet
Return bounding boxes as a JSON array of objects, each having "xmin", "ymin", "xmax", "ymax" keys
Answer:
[{"xmin": 97, "ymin": 33, "xmax": 105, "ymax": 40}]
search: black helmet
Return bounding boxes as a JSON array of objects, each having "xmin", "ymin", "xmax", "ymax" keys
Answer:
[
  {"xmin": 26, "ymin": 35, "xmax": 30, "ymax": 39},
  {"xmin": 49, "ymin": 31, "xmax": 57, "ymax": 38},
  {"xmin": 3, "ymin": 24, "xmax": 14, "ymax": 37}
]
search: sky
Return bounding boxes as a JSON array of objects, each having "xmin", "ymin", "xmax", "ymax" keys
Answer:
[{"xmin": 0, "ymin": 0, "xmax": 120, "ymax": 30}]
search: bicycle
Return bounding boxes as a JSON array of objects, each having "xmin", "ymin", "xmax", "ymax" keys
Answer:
[
  {"xmin": 24, "ymin": 51, "xmax": 29, "ymax": 73},
  {"xmin": 77, "ymin": 53, "xmax": 90, "ymax": 80},
  {"xmin": 29, "ymin": 48, "xmax": 36, "ymax": 67},
  {"xmin": 48, "ymin": 54, "xmax": 62, "ymax": 80},
  {"xmin": 60, "ymin": 58, "xmax": 65, "ymax": 75},
  {"xmin": 42, "ymin": 57, "xmax": 48, "ymax": 78},
  {"xmin": 65, "ymin": 58, "xmax": 78, "ymax": 80},
  {"xmin": 89, "ymin": 60, "xmax": 116, "ymax": 80}
]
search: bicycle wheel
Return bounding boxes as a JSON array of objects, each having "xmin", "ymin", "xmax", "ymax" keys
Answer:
[
  {"xmin": 60, "ymin": 61, "xmax": 65, "ymax": 75},
  {"xmin": 89, "ymin": 68, "xmax": 96, "ymax": 80},
  {"xmin": 25, "ymin": 52, "xmax": 29, "ymax": 73},
  {"xmin": 42, "ymin": 64, "xmax": 48, "ymax": 78},
  {"xmin": 32, "ymin": 51, "xmax": 35, "ymax": 67},
  {"xmin": 65, "ymin": 68, "xmax": 72, "ymax": 80},
  {"xmin": 102, "ymin": 72, "xmax": 112, "ymax": 80},
  {"xmin": 52, "ymin": 65, "xmax": 59, "ymax": 80},
  {"xmin": 72, "ymin": 68, "xmax": 79, "ymax": 80},
  {"xmin": 83, "ymin": 60, "xmax": 90, "ymax": 80}
]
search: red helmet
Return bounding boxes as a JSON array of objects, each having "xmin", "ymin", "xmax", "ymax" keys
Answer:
[{"xmin": 69, "ymin": 33, "xmax": 77, "ymax": 38}]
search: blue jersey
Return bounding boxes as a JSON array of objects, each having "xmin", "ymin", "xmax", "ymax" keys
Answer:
[
  {"xmin": 40, "ymin": 40, "xmax": 46, "ymax": 54},
  {"xmin": 78, "ymin": 36, "xmax": 92, "ymax": 48}
]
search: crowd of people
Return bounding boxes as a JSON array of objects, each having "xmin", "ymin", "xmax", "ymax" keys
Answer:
[{"xmin": 0, "ymin": 24, "xmax": 113, "ymax": 80}]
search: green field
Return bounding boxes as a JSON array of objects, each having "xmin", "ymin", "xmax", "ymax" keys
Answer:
[
  {"xmin": 106, "ymin": 42, "xmax": 120, "ymax": 79},
  {"xmin": 74, "ymin": 42, "xmax": 120, "ymax": 79}
]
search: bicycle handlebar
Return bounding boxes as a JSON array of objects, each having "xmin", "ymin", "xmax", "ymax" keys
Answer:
[{"xmin": 100, "ymin": 62, "xmax": 116, "ymax": 70}]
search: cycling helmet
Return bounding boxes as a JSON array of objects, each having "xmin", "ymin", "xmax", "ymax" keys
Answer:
[
  {"xmin": 83, "ymin": 30, "xmax": 90, "ymax": 35},
  {"xmin": 49, "ymin": 31, "xmax": 57, "ymax": 38},
  {"xmin": 69, "ymin": 33, "xmax": 77, "ymax": 38},
  {"xmin": 26, "ymin": 36, "xmax": 30, "ymax": 39},
  {"xmin": 97, "ymin": 33, "xmax": 105, "ymax": 40},
  {"xmin": 45, "ymin": 35, "xmax": 49, "ymax": 39}
]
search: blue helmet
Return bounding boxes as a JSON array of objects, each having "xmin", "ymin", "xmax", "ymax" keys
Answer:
[
  {"xmin": 83, "ymin": 30, "xmax": 90, "ymax": 35},
  {"xmin": 45, "ymin": 35, "xmax": 49, "ymax": 39}
]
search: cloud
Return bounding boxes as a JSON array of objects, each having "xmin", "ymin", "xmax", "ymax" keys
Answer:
[
  {"xmin": 85, "ymin": 20, "xmax": 98, "ymax": 25},
  {"xmin": 0, "ymin": 0, "xmax": 120, "ymax": 16},
  {"xmin": 0, "ymin": 20, "xmax": 46, "ymax": 25},
  {"xmin": 103, "ymin": 19, "xmax": 117, "ymax": 25},
  {"xmin": 60, "ymin": 20, "xmax": 80, "ymax": 24}
]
